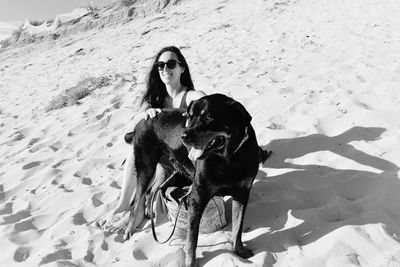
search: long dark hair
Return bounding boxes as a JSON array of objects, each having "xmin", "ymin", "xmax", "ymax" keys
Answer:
[{"xmin": 141, "ymin": 46, "xmax": 195, "ymax": 108}]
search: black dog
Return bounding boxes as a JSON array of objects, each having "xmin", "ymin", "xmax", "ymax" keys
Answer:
[
  {"xmin": 123, "ymin": 109, "xmax": 194, "ymax": 237},
  {"xmin": 123, "ymin": 94, "xmax": 271, "ymax": 266}
]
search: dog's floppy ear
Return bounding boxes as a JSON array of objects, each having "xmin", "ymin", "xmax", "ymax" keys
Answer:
[
  {"xmin": 124, "ymin": 131, "xmax": 134, "ymax": 144},
  {"xmin": 229, "ymin": 100, "xmax": 252, "ymax": 124}
]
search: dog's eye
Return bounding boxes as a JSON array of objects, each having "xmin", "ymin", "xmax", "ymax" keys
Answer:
[{"xmin": 202, "ymin": 114, "xmax": 212, "ymax": 122}]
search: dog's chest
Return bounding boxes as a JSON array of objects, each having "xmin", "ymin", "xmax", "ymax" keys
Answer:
[{"xmin": 196, "ymin": 156, "xmax": 256, "ymax": 185}]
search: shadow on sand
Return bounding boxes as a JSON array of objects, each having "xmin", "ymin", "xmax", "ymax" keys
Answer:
[{"xmin": 243, "ymin": 126, "xmax": 400, "ymax": 254}]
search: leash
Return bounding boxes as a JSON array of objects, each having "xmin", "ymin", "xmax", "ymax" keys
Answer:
[
  {"xmin": 150, "ymin": 173, "xmax": 192, "ymax": 244},
  {"xmin": 232, "ymin": 126, "xmax": 249, "ymax": 155}
]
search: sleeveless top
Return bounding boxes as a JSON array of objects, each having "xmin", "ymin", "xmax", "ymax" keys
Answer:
[{"xmin": 179, "ymin": 91, "xmax": 189, "ymax": 109}]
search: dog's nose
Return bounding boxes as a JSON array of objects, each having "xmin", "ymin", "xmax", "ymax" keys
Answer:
[
  {"xmin": 182, "ymin": 132, "xmax": 189, "ymax": 142},
  {"xmin": 182, "ymin": 130, "xmax": 192, "ymax": 143}
]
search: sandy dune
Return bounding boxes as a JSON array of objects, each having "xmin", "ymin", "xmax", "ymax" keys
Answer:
[
  {"xmin": 1, "ymin": 0, "xmax": 400, "ymax": 266},
  {"xmin": 0, "ymin": 21, "xmax": 19, "ymax": 41}
]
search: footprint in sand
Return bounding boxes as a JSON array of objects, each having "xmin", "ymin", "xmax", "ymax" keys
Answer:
[
  {"xmin": 101, "ymin": 239, "xmax": 108, "ymax": 251},
  {"xmin": 112, "ymin": 100, "xmax": 121, "ymax": 109},
  {"xmin": 1, "ymin": 210, "xmax": 31, "ymax": 225},
  {"xmin": 114, "ymin": 234, "xmax": 125, "ymax": 243},
  {"xmin": 22, "ymin": 161, "xmax": 41, "ymax": 170},
  {"xmin": 84, "ymin": 241, "xmax": 95, "ymax": 263},
  {"xmin": 106, "ymin": 163, "xmax": 115, "ymax": 170},
  {"xmin": 133, "ymin": 248, "xmax": 148, "ymax": 260},
  {"xmin": 28, "ymin": 143, "xmax": 46, "ymax": 153},
  {"xmin": 0, "ymin": 202, "xmax": 13, "ymax": 215},
  {"xmin": 95, "ymin": 108, "xmax": 111, "ymax": 120},
  {"xmin": 73, "ymin": 171, "xmax": 83, "ymax": 178},
  {"xmin": 52, "ymin": 161, "xmax": 65, "ymax": 168},
  {"xmin": 14, "ymin": 219, "xmax": 37, "ymax": 232},
  {"xmin": 11, "ymin": 131, "xmax": 25, "ymax": 142},
  {"xmin": 27, "ymin": 137, "xmax": 40, "ymax": 148},
  {"xmin": 95, "ymin": 112, "xmax": 105, "ymax": 120},
  {"xmin": 55, "ymin": 240, "xmax": 68, "ymax": 249},
  {"xmin": 110, "ymin": 181, "xmax": 121, "ymax": 189},
  {"xmin": 13, "ymin": 246, "xmax": 30, "ymax": 262},
  {"xmin": 73, "ymin": 171, "xmax": 93, "ymax": 185},
  {"xmin": 58, "ymin": 184, "xmax": 73, "ymax": 193},
  {"xmin": 39, "ymin": 249, "xmax": 72, "ymax": 265},
  {"xmin": 49, "ymin": 141, "xmax": 63, "ymax": 152},
  {"xmin": 73, "ymin": 212, "xmax": 88, "ymax": 225},
  {"xmin": 91, "ymin": 193, "xmax": 104, "ymax": 207},
  {"xmin": 82, "ymin": 177, "xmax": 92, "ymax": 185}
]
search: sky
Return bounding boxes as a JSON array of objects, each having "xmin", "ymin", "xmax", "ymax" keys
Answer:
[{"xmin": 0, "ymin": 0, "xmax": 113, "ymax": 22}]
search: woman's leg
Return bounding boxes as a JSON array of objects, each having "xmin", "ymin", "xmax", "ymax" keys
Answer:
[
  {"xmin": 115, "ymin": 146, "xmax": 137, "ymax": 211},
  {"xmin": 97, "ymin": 112, "xmax": 146, "ymax": 232},
  {"xmin": 96, "ymin": 146, "xmax": 137, "ymax": 232},
  {"xmin": 97, "ymin": 161, "xmax": 170, "ymax": 233},
  {"xmin": 147, "ymin": 162, "xmax": 172, "ymax": 217}
]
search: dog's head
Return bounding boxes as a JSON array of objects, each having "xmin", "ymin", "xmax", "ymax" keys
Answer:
[{"xmin": 182, "ymin": 93, "xmax": 251, "ymax": 161}]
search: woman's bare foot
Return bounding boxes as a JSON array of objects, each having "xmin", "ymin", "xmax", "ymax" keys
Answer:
[
  {"xmin": 96, "ymin": 208, "xmax": 130, "ymax": 234},
  {"xmin": 104, "ymin": 211, "xmax": 130, "ymax": 234}
]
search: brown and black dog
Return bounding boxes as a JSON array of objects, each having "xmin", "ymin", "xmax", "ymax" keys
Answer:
[{"xmin": 123, "ymin": 93, "xmax": 271, "ymax": 266}]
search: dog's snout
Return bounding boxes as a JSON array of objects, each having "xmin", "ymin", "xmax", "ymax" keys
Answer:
[
  {"xmin": 182, "ymin": 129, "xmax": 193, "ymax": 143},
  {"xmin": 182, "ymin": 132, "xmax": 187, "ymax": 140},
  {"xmin": 182, "ymin": 132, "xmax": 189, "ymax": 142}
]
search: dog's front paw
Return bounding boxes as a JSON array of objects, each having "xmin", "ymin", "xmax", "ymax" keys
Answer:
[
  {"xmin": 235, "ymin": 245, "xmax": 253, "ymax": 259},
  {"xmin": 185, "ymin": 254, "xmax": 198, "ymax": 267},
  {"xmin": 185, "ymin": 259, "xmax": 197, "ymax": 267}
]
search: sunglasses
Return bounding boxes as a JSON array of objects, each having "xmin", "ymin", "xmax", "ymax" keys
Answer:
[{"xmin": 155, "ymin": 60, "xmax": 181, "ymax": 71}]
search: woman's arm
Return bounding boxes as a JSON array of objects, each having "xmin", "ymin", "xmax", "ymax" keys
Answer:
[
  {"xmin": 139, "ymin": 102, "xmax": 151, "ymax": 112},
  {"xmin": 130, "ymin": 103, "xmax": 157, "ymax": 130},
  {"xmin": 144, "ymin": 108, "xmax": 162, "ymax": 119},
  {"xmin": 139, "ymin": 102, "xmax": 162, "ymax": 120}
]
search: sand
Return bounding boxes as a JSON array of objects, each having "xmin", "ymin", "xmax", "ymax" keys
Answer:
[{"xmin": 1, "ymin": 0, "xmax": 400, "ymax": 266}]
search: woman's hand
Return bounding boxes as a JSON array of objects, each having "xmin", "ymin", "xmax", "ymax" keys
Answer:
[{"xmin": 144, "ymin": 108, "xmax": 162, "ymax": 120}]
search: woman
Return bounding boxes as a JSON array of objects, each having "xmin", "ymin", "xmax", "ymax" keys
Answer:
[{"xmin": 97, "ymin": 46, "xmax": 206, "ymax": 233}]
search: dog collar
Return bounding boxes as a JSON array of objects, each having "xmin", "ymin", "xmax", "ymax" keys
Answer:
[{"xmin": 232, "ymin": 126, "xmax": 249, "ymax": 155}]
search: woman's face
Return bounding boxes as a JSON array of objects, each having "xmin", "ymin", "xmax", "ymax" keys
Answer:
[{"xmin": 157, "ymin": 51, "xmax": 185, "ymax": 86}]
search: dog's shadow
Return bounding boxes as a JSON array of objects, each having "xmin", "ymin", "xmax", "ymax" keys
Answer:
[{"xmin": 246, "ymin": 126, "xmax": 400, "ymax": 254}]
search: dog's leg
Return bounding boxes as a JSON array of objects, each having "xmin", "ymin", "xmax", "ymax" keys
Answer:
[
  {"xmin": 123, "ymin": 143, "xmax": 158, "ymax": 240},
  {"xmin": 231, "ymin": 189, "xmax": 253, "ymax": 259},
  {"xmin": 186, "ymin": 184, "xmax": 210, "ymax": 267}
]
